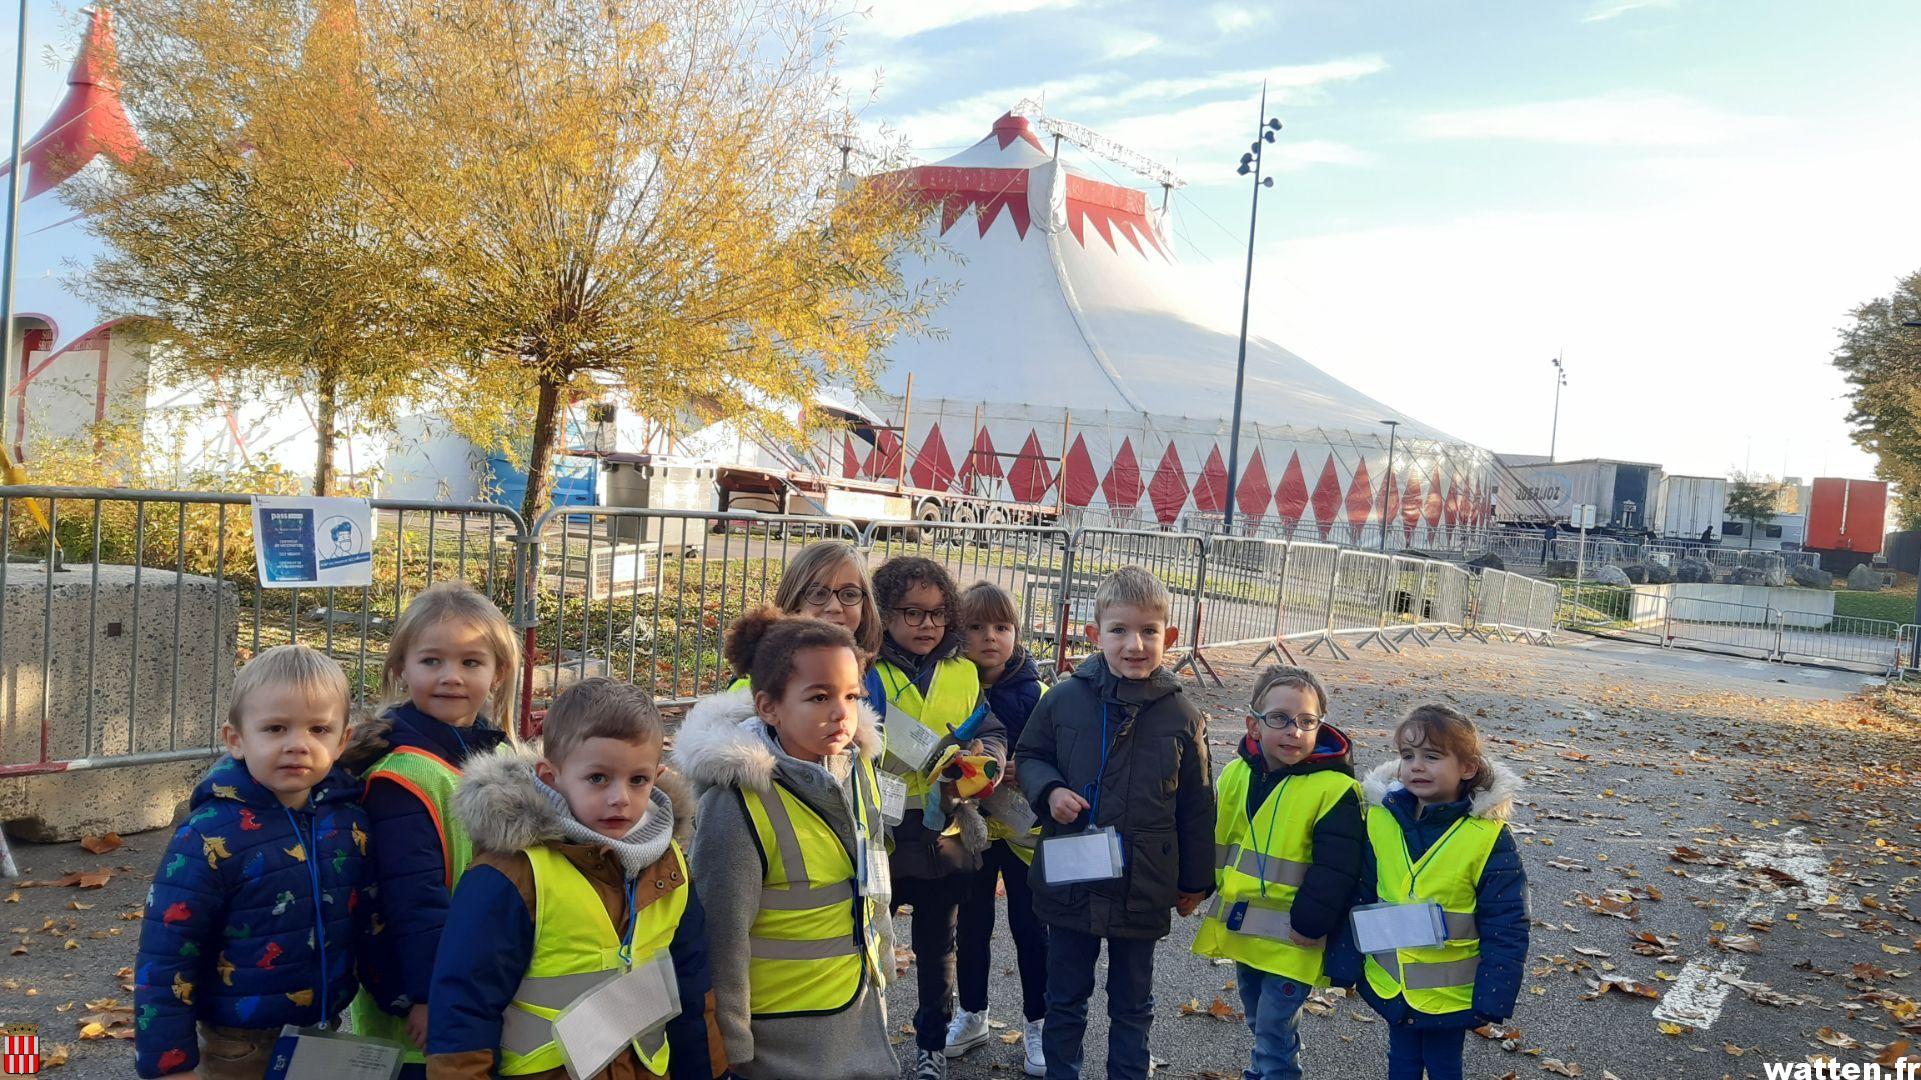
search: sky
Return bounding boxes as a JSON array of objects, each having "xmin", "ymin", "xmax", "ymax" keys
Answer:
[
  {"xmin": 829, "ymin": 0, "xmax": 1921, "ymax": 484},
  {"xmin": 4, "ymin": 0, "xmax": 1917, "ymax": 486}
]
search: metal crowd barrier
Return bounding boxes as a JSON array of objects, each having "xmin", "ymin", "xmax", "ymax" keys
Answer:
[{"xmin": 2, "ymin": 485, "xmax": 526, "ymax": 779}]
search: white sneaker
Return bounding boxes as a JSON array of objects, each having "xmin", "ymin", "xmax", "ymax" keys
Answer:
[
  {"xmin": 914, "ymin": 1047, "xmax": 949, "ymax": 1080},
  {"xmin": 944, "ymin": 1008, "xmax": 991, "ymax": 1058},
  {"xmin": 1022, "ymin": 1018, "xmax": 1045, "ymax": 1076}
]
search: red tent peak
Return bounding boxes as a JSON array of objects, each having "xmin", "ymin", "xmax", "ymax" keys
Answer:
[
  {"xmin": 992, "ymin": 112, "xmax": 1046, "ymax": 153},
  {"xmin": 1, "ymin": 7, "xmax": 142, "ymax": 200},
  {"xmin": 69, "ymin": 7, "xmax": 122, "ymax": 91}
]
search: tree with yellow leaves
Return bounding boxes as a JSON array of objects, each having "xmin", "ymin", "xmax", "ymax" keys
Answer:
[{"xmin": 348, "ymin": 0, "xmax": 938, "ymax": 523}]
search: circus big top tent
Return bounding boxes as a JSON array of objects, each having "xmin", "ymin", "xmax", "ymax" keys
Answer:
[{"xmin": 830, "ymin": 112, "xmax": 1499, "ymax": 544}]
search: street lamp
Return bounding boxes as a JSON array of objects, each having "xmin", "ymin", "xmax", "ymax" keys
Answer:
[
  {"xmin": 0, "ymin": 0, "xmax": 31, "ymax": 461},
  {"xmin": 1379, "ymin": 419, "xmax": 1400, "ymax": 552},
  {"xmin": 1221, "ymin": 82, "xmax": 1282, "ymax": 532},
  {"xmin": 1903, "ymin": 320, "xmax": 1921, "ymax": 670},
  {"xmin": 1548, "ymin": 355, "xmax": 1567, "ymax": 462}
]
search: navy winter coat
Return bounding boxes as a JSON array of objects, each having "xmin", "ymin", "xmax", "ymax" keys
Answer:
[
  {"xmin": 1327, "ymin": 759, "xmax": 1530, "ymax": 1028},
  {"xmin": 984, "ymin": 646, "xmax": 1043, "ymax": 746},
  {"xmin": 341, "ymin": 702, "xmax": 508, "ymax": 1015},
  {"xmin": 133, "ymin": 756, "xmax": 370, "ymax": 1077}
]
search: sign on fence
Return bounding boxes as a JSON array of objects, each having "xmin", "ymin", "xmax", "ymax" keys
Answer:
[{"xmin": 252, "ymin": 496, "xmax": 378, "ymax": 588}]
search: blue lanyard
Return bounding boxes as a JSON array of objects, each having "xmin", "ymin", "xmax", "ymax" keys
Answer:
[
  {"xmin": 1080, "ymin": 705, "xmax": 1114, "ymax": 827},
  {"xmin": 282, "ymin": 807, "xmax": 329, "ymax": 1029},
  {"xmin": 1400, "ymin": 817, "xmax": 1467, "ymax": 900},
  {"xmin": 617, "ymin": 876, "xmax": 639, "ymax": 969},
  {"xmin": 1255, "ymin": 775, "xmax": 1293, "ymax": 899}
]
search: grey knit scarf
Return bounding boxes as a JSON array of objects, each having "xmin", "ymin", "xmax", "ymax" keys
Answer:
[{"xmin": 532, "ymin": 779, "xmax": 676, "ymax": 881}]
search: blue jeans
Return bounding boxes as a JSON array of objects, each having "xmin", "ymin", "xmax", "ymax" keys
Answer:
[
  {"xmin": 1387, "ymin": 1024, "xmax": 1466, "ymax": 1080},
  {"xmin": 1234, "ymin": 965, "xmax": 1309, "ymax": 1080},
  {"xmin": 1042, "ymin": 927, "xmax": 1156, "ymax": 1080}
]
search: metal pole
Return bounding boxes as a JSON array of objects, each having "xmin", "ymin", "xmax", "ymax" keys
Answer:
[
  {"xmin": 1222, "ymin": 81, "xmax": 1269, "ymax": 532},
  {"xmin": 1379, "ymin": 422, "xmax": 1398, "ymax": 552},
  {"xmin": 0, "ymin": 0, "xmax": 32, "ymax": 459},
  {"xmin": 1549, "ymin": 354, "xmax": 1565, "ymax": 463}
]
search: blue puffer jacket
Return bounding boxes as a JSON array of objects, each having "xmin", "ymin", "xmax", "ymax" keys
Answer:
[
  {"xmin": 133, "ymin": 756, "xmax": 370, "ymax": 1077},
  {"xmin": 1327, "ymin": 758, "xmax": 1530, "ymax": 1029},
  {"xmin": 984, "ymin": 646, "xmax": 1043, "ymax": 746},
  {"xmin": 342, "ymin": 702, "xmax": 508, "ymax": 1015}
]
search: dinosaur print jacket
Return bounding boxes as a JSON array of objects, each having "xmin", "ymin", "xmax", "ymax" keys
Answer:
[{"xmin": 133, "ymin": 755, "xmax": 372, "ymax": 1078}]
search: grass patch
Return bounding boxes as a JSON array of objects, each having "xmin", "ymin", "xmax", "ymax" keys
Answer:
[{"xmin": 1834, "ymin": 588, "xmax": 1918, "ymax": 625}]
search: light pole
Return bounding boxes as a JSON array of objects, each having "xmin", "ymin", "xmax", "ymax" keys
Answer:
[
  {"xmin": 1548, "ymin": 355, "xmax": 1567, "ymax": 462},
  {"xmin": 0, "ymin": 0, "xmax": 31, "ymax": 462},
  {"xmin": 1221, "ymin": 82, "xmax": 1281, "ymax": 532},
  {"xmin": 1904, "ymin": 319, "xmax": 1921, "ymax": 670},
  {"xmin": 1378, "ymin": 419, "xmax": 1399, "ymax": 552}
]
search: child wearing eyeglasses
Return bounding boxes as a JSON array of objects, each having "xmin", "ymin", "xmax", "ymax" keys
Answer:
[
  {"xmin": 1191, "ymin": 665, "xmax": 1364, "ymax": 1080},
  {"xmin": 772, "ymin": 541, "xmax": 883, "ymax": 658},
  {"xmin": 868, "ymin": 556, "xmax": 1007, "ymax": 1080}
]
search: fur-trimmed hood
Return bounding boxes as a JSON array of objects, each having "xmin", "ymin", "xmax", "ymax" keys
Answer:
[
  {"xmin": 671, "ymin": 686, "xmax": 882, "ymax": 795},
  {"xmin": 1362, "ymin": 757, "xmax": 1521, "ymax": 822},
  {"xmin": 452, "ymin": 742, "xmax": 694, "ymax": 855}
]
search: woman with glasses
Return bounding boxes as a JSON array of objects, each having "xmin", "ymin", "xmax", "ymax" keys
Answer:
[{"xmin": 868, "ymin": 556, "xmax": 1008, "ymax": 1080}]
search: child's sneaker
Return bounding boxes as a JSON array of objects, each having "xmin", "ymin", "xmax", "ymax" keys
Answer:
[
  {"xmin": 914, "ymin": 1047, "xmax": 949, "ymax": 1079},
  {"xmin": 1022, "ymin": 1018, "xmax": 1045, "ymax": 1076},
  {"xmin": 944, "ymin": 1008, "xmax": 991, "ymax": 1057}
]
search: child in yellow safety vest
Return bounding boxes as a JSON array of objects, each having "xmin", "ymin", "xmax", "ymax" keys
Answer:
[
  {"xmin": 675, "ymin": 609, "xmax": 899, "ymax": 1080},
  {"xmin": 1328, "ymin": 705, "xmax": 1530, "ymax": 1080},
  {"xmin": 866, "ymin": 556, "xmax": 1008, "ymax": 1080},
  {"xmin": 342, "ymin": 581, "xmax": 523, "ymax": 1077},
  {"xmin": 424, "ymin": 678, "xmax": 726, "ymax": 1079},
  {"xmin": 1191, "ymin": 665, "xmax": 1364, "ymax": 1080}
]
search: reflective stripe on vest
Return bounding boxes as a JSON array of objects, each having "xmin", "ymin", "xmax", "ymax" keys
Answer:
[
  {"xmin": 498, "ymin": 844, "xmax": 688, "ymax": 1075},
  {"xmin": 1361, "ymin": 808, "xmax": 1503, "ymax": 1015},
  {"xmin": 875, "ymin": 659, "xmax": 981, "ymax": 798},
  {"xmin": 741, "ymin": 758, "xmax": 887, "ymax": 1017},
  {"xmin": 1191, "ymin": 760, "xmax": 1360, "ymax": 985},
  {"xmin": 347, "ymin": 746, "xmax": 474, "ymax": 1062}
]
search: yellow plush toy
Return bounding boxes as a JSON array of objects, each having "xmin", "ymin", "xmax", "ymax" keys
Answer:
[{"xmin": 931, "ymin": 743, "xmax": 1001, "ymax": 800}]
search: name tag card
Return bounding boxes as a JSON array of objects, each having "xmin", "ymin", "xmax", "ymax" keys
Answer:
[
  {"xmin": 1349, "ymin": 901, "xmax": 1448, "ymax": 954},
  {"xmin": 265, "ymin": 1027, "xmax": 406, "ymax": 1080},
  {"xmin": 1041, "ymin": 827, "xmax": 1125, "ymax": 885},
  {"xmin": 883, "ymin": 701, "xmax": 944, "ymax": 774},
  {"xmin": 553, "ymin": 950, "xmax": 683, "ymax": 1080},
  {"xmin": 876, "ymin": 773, "xmax": 908, "ymax": 826},
  {"xmin": 860, "ymin": 841, "xmax": 892, "ymax": 898}
]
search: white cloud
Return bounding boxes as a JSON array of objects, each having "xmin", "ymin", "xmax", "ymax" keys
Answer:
[
  {"xmin": 854, "ymin": 0, "xmax": 1080, "ymax": 40},
  {"xmin": 1095, "ymin": 29, "xmax": 1162, "ymax": 61},
  {"xmin": 1416, "ymin": 91, "xmax": 1781, "ymax": 147},
  {"xmin": 1207, "ymin": 3, "xmax": 1271, "ymax": 35},
  {"xmin": 1086, "ymin": 56, "xmax": 1389, "ymax": 112},
  {"xmin": 883, "ymin": 74, "xmax": 1113, "ymax": 151},
  {"xmin": 1583, "ymin": 0, "xmax": 1678, "ymax": 22},
  {"xmin": 1100, "ymin": 97, "xmax": 1371, "ymax": 181}
]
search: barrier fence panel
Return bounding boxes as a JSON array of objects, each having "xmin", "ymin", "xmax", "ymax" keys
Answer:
[
  {"xmin": 1900, "ymin": 625, "xmax": 1920, "ymax": 677},
  {"xmin": 1427, "ymin": 562, "xmax": 1471, "ymax": 641},
  {"xmin": 1770, "ymin": 610, "xmax": 1904, "ymax": 674},
  {"xmin": 1663, "ymin": 595, "xmax": 1780, "ymax": 659},
  {"xmin": 1386, "ymin": 555, "xmax": 1435, "ymax": 648},
  {"xmin": 1524, "ymin": 579, "xmax": 1560, "ymax": 644},
  {"xmin": 1471, "ymin": 569, "xmax": 1507, "ymax": 639},
  {"xmin": 1321, "ymin": 549, "xmax": 1395, "ymax": 656},
  {"xmin": 525, "ymin": 507, "xmax": 858, "ymax": 709},
  {"xmin": 860, "ymin": 519, "xmax": 1076, "ymax": 674},
  {"xmin": 1278, "ymin": 542, "xmax": 1340, "ymax": 649},
  {"xmin": 1062, "ymin": 529, "xmax": 1209, "ymax": 679},
  {"xmin": 1, "ymin": 486, "xmax": 525, "ymax": 778},
  {"xmin": 1196, "ymin": 536, "xmax": 1291, "ymax": 655}
]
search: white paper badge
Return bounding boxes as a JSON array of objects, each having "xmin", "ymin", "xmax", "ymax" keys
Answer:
[
  {"xmin": 1348, "ymin": 901, "xmax": 1448, "ymax": 954},
  {"xmin": 861, "ymin": 841, "xmax": 892, "ymax": 898},
  {"xmin": 883, "ymin": 701, "xmax": 943, "ymax": 773},
  {"xmin": 876, "ymin": 772, "xmax": 908, "ymax": 825},
  {"xmin": 266, "ymin": 1026, "xmax": 406, "ymax": 1080},
  {"xmin": 1041, "ymin": 827, "xmax": 1125, "ymax": 885},
  {"xmin": 553, "ymin": 950, "xmax": 682, "ymax": 1080}
]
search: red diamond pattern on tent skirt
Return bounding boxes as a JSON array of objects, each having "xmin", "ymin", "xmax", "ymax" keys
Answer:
[
  {"xmin": 1402, "ymin": 475, "xmax": 1423, "ymax": 540},
  {"xmin": 1235, "ymin": 450, "xmax": 1271, "ymax": 520},
  {"xmin": 1344, "ymin": 459, "xmax": 1375, "ymax": 536},
  {"xmin": 1102, "ymin": 437, "xmax": 1144, "ymax": 510},
  {"xmin": 842, "ymin": 435, "xmax": 862, "ymax": 480},
  {"xmin": 1310, "ymin": 457, "xmax": 1343, "ymax": 539},
  {"xmin": 910, "ymin": 423, "xmax": 957, "ymax": 492},
  {"xmin": 866, "ymin": 430, "xmax": 901, "ymax": 482},
  {"xmin": 1062, "ymin": 435, "xmax": 1098, "ymax": 508},
  {"xmin": 962, "ymin": 427, "xmax": 1002, "ymax": 485},
  {"xmin": 1008, "ymin": 430, "xmax": 1053, "ymax": 505},
  {"xmin": 1274, "ymin": 452, "xmax": 1309, "ymax": 526},
  {"xmin": 1148, "ymin": 443, "xmax": 1188, "ymax": 526},
  {"xmin": 1444, "ymin": 482, "xmax": 1460, "ymax": 529},
  {"xmin": 1193, "ymin": 446, "xmax": 1228, "ymax": 513},
  {"xmin": 1425, "ymin": 468, "xmax": 1444, "ymax": 527}
]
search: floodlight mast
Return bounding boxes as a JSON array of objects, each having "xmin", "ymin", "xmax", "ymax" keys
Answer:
[{"xmin": 1010, "ymin": 98, "xmax": 1187, "ymax": 193}]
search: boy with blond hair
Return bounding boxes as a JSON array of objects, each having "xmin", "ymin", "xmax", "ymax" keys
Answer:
[{"xmin": 1014, "ymin": 567, "xmax": 1214, "ymax": 1080}]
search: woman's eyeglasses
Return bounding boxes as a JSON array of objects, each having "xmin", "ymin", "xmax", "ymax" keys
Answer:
[
  {"xmin": 1248, "ymin": 710, "xmax": 1322, "ymax": 732},
  {"xmin": 893, "ymin": 606, "xmax": 949, "ymax": 627},
  {"xmin": 802, "ymin": 584, "xmax": 867, "ymax": 608}
]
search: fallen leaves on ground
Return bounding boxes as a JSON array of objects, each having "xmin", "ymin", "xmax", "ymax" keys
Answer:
[
  {"xmin": 1581, "ymin": 978, "xmax": 1660, "ymax": 1001},
  {"xmin": 1178, "ymin": 997, "xmax": 1240, "ymax": 1022},
  {"xmin": 1541, "ymin": 1059, "xmax": 1583, "ymax": 1077},
  {"xmin": 78, "ymin": 833, "xmax": 122, "ymax": 855}
]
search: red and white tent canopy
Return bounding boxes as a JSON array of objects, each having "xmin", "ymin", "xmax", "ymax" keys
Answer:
[{"xmin": 843, "ymin": 113, "xmax": 1495, "ymax": 542}]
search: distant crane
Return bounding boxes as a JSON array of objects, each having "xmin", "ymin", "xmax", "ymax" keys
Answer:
[{"xmin": 1010, "ymin": 98, "xmax": 1187, "ymax": 210}]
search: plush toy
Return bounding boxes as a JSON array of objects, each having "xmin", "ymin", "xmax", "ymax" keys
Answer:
[{"xmin": 931, "ymin": 742, "xmax": 1001, "ymax": 800}]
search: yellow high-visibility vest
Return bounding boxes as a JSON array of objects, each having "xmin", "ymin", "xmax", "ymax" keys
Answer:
[
  {"xmin": 348, "ymin": 746, "xmax": 474, "ymax": 1062},
  {"xmin": 1191, "ymin": 760, "xmax": 1359, "ymax": 984},
  {"xmin": 498, "ymin": 844, "xmax": 688, "ymax": 1075},
  {"xmin": 1361, "ymin": 808, "xmax": 1502, "ymax": 1015},
  {"xmin": 741, "ymin": 758, "xmax": 888, "ymax": 1016},
  {"xmin": 875, "ymin": 658, "xmax": 981, "ymax": 798}
]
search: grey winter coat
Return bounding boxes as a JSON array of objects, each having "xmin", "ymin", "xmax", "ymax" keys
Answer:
[
  {"xmin": 671, "ymin": 689, "xmax": 897, "ymax": 1080},
  {"xmin": 1014, "ymin": 654, "xmax": 1215, "ymax": 941}
]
